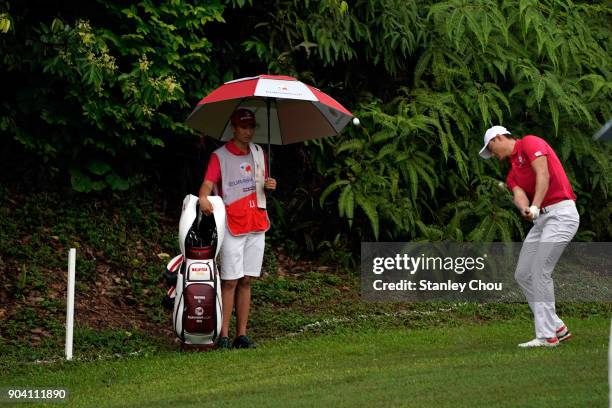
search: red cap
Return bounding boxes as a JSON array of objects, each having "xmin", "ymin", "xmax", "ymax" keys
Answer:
[{"xmin": 230, "ymin": 108, "xmax": 256, "ymax": 127}]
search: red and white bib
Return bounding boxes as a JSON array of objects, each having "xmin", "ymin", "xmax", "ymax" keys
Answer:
[{"xmin": 214, "ymin": 144, "xmax": 270, "ymax": 236}]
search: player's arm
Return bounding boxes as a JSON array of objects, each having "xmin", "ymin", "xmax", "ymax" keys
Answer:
[
  {"xmin": 512, "ymin": 186, "xmax": 530, "ymax": 211},
  {"xmin": 530, "ymin": 156, "xmax": 549, "ymax": 209},
  {"xmin": 512, "ymin": 186, "xmax": 533, "ymax": 220}
]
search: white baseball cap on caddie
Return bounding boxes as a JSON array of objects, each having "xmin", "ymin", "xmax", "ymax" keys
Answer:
[{"xmin": 479, "ymin": 125, "xmax": 511, "ymax": 159}]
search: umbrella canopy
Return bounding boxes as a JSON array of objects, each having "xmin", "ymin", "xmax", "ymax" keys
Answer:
[{"xmin": 185, "ymin": 75, "xmax": 353, "ymax": 145}]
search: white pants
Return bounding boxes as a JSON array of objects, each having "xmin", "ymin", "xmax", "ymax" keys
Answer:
[
  {"xmin": 219, "ymin": 226, "xmax": 265, "ymax": 280},
  {"xmin": 515, "ymin": 200, "xmax": 579, "ymax": 339}
]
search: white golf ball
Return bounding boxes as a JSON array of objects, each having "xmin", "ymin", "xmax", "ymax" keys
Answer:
[
  {"xmin": 497, "ymin": 181, "xmax": 505, "ymax": 189},
  {"xmin": 352, "ymin": 117, "xmax": 360, "ymax": 126}
]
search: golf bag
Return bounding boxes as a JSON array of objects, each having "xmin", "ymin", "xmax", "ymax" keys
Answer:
[
  {"xmin": 161, "ymin": 255, "xmax": 182, "ymax": 310},
  {"xmin": 171, "ymin": 194, "xmax": 226, "ymax": 347}
]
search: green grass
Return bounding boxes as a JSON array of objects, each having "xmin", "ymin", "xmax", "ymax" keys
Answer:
[
  {"xmin": 1, "ymin": 189, "xmax": 609, "ymax": 364},
  {"xmin": 1, "ymin": 190, "xmax": 610, "ymax": 407},
  {"xmin": 3, "ymin": 317, "xmax": 609, "ymax": 408},
  {"xmin": 0, "ymin": 190, "xmax": 179, "ymax": 358}
]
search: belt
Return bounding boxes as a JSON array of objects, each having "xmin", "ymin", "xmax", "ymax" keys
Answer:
[{"xmin": 541, "ymin": 199, "xmax": 575, "ymax": 214}]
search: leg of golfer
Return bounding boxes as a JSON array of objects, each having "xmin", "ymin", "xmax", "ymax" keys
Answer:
[{"xmin": 515, "ymin": 202, "xmax": 579, "ymax": 342}]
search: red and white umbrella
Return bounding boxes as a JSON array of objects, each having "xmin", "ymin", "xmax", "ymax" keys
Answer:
[{"xmin": 185, "ymin": 75, "xmax": 354, "ymax": 146}]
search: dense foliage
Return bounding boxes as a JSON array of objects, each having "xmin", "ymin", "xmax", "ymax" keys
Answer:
[
  {"xmin": 1, "ymin": 0, "xmax": 226, "ymax": 191},
  {"xmin": 1, "ymin": 0, "xmax": 611, "ymax": 249},
  {"xmin": 234, "ymin": 0, "xmax": 612, "ymax": 246}
]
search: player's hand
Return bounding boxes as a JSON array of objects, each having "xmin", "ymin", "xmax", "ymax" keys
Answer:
[
  {"xmin": 264, "ymin": 177, "xmax": 277, "ymax": 190},
  {"xmin": 199, "ymin": 197, "xmax": 214, "ymax": 215},
  {"xmin": 521, "ymin": 206, "xmax": 534, "ymax": 221},
  {"xmin": 522, "ymin": 205, "xmax": 541, "ymax": 222},
  {"xmin": 528, "ymin": 205, "xmax": 540, "ymax": 220}
]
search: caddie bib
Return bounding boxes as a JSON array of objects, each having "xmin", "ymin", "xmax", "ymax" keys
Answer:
[{"xmin": 214, "ymin": 144, "xmax": 270, "ymax": 236}]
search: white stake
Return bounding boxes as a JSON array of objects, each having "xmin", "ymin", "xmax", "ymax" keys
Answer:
[{"xmin": 65, "ymin": 248, "xmax": 76, "ymax": 361}]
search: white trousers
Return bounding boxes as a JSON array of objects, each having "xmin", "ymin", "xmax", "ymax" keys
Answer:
[{"xmin": 514, "ymin": 200, "xmax": 579, "ymax": 339}]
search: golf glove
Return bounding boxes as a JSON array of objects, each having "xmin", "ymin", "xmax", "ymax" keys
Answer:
[{"xmin": 529, "ymin": 205, "xmax": 540, "ymax": 220}]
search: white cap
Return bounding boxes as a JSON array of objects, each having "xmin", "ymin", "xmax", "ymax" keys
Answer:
[{"xmin": 479, "ymin": 125, "xmax": 511, "ymax": 159}]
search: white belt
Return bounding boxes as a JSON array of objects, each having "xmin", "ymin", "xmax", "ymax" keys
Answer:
[{"xmin": 541, "ymin": 199, "xmax": 575, "ymax": 214}]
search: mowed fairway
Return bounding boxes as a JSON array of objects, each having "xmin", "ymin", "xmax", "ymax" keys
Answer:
[{"xmin": 4, "ymin": 317, "xmax": 609, "ymax": 408}]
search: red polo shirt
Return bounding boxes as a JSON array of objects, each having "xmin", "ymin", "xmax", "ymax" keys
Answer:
[{"xmin": 506, "ymin": 135, "xmax": 576, "ymax": 207}]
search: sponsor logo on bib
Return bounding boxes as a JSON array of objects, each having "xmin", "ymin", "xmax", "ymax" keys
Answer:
[{"xmin": 239, "ymin": 162, "xmax": 252, "ymax": 177}]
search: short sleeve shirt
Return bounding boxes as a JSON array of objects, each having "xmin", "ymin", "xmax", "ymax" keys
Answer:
[{"xmin": 506, "ymin": 135, "xmax": 576, "ymax": 207}]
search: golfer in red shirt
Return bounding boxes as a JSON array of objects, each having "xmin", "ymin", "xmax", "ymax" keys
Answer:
[{"xmin": 480, "ymin": 126, "xmax": 579, "ymax": 347}]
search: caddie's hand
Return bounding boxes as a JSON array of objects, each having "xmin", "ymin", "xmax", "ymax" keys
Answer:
[
  {"xmin": 264, "ymin": 177, "xmax": 277, "ymax": 190},
  {"xmin": 199, "ymin": 197, "xmax": 214, "ymax": 215}
]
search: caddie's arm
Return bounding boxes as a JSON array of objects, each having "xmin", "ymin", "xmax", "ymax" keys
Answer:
[
  {"xmin": 198, "ymin": 180, "xmax": 214, "ymax": 215},
  {"xmin": 530, "ymin": 156, "xmax": 549, "ymax": 209}
]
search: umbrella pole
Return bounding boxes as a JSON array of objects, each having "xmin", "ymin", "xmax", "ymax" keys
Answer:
[{"xmin": 267, "ymin": 98, "xmax": 272, "ymax": 176}]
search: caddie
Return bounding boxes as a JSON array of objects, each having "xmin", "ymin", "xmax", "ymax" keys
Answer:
[
  {"xmin": 198, "ymin": 108, "xmax": 276, "ymax": 349},
  {"xmin": 479, "ymin": 125, "xmax": 579, "ymax": 348}
]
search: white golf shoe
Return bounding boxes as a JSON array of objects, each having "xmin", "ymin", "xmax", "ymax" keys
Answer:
[{"xmin": 518, "ymin": 337, "xmax": 559, "ymax": 348}]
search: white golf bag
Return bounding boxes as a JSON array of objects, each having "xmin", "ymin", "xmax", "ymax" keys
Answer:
[{"xmin": 172, "ymin": 194, "xmax": 225, "ymax": 347}]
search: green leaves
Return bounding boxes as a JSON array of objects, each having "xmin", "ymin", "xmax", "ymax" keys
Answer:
[
  {"xmin": 319, "ymin": 180, "xmax": 350, "ymax": 207},
  {"xmin": 335, "ymin": 139, "xmax": 364, "ymax": 154},
  {"xmin": 338, "ymin": 185, "xmax": 354, "ymax": 226},
  {"xmin": 307, "ymin": 0, "xmax": 612, "ymax": 243},
  {"xmin": 2, "ymin": 0, "xmax": 611, "ymax": 244},
  {"xmin": 87, "ymin": 160, "xmax": 112, "ymax": 176},
  {"xmin": 354, "ymin": 190, "xmax": 379, "ymax": 240},
  {"xmin": 70, "ymin": 163, "xmax": 132, "ymax": 192},
  {"xmin": 1, "ymin": 0, "xmax": 225, "ymax": 191}
]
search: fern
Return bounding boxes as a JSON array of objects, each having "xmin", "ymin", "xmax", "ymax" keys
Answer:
[
  {"xmin": 319, "ymin": 179, "xmax": 349, "ymax": 207},
  {"xmin": 355, "ymin": 191, "xmax": 379, "ymax": 240},
  {"xmin": 338, "ymin": 184, "xmax": 354, "ymax": 226},
  {"xmin": 335, "ymin": 139, "xmax": 364, "ymax": 154},
  {"xmin": 243, "ymin": 0, "xmax": 612, "ymax": 244}
]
